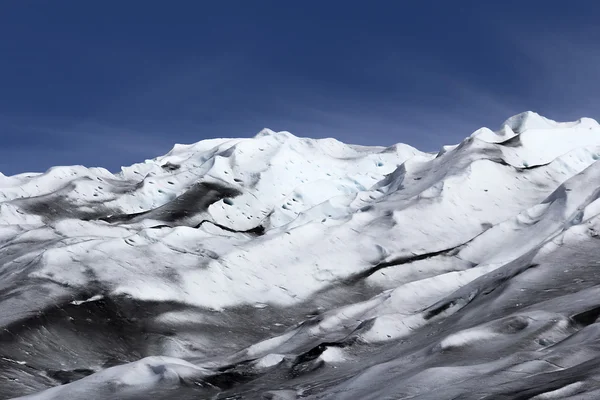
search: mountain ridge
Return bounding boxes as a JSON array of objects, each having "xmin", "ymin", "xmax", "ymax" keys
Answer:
[{"xmin": 4, "ymin": 112, "xmax": 600, "ymax": 399}]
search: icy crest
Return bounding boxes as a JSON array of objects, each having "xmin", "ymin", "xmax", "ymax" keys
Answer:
[{"xmin": 4, "ymin": 113, "xmax": 600, "ymax": 399}]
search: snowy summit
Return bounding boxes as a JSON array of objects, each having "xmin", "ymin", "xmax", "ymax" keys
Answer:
[{"xmin": 3, "ymin": 112, "xmax": 600, "ymax": 399}]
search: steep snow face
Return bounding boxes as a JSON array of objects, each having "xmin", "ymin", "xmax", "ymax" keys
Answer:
[{"xmin": 4, "ymin": 113, "xmax": 600, "ymax": 399}]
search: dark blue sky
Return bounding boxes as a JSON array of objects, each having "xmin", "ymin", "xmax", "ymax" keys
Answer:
[{"xmin": 1, "ymin": 1, "xmax": 599, "ymax": 174}]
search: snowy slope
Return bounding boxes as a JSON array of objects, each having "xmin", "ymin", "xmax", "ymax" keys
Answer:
[{"xmin": 4, "ymin": 112, "xmax": 600, "ymax": 399}]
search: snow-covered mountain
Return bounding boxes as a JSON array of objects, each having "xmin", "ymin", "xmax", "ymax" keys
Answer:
[{"xmin": 3, "ymin": 112, "xmax": 600, "ymax": 399}]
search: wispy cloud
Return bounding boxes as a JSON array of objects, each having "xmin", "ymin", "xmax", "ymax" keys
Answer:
[
  {"xmin": 256, "ymin": 69, "xmax": 527, "ymax": 151},
  {"xmin": 3, "ymin": 4, "xmax": 598, "ymax": 176},
  {"xmin": 0, "ymin": 116, "xmax": 177, "ymax": 174},
  {"xmin": 494, "ymin": 23, "xmax": 600, "ymax": 122}
]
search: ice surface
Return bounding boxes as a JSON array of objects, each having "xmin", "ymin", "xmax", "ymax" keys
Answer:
[{"xmin": 3, "ymin": 114, "xmax": 600, "ymax": 399}]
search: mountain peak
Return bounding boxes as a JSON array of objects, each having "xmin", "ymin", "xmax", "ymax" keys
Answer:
[
  {"xmin": 255, "ymin": 128, "xmax": 296, "ymax": 139},
  {"xmin": 501, "ymin": 111, "xmax": 556, "ymax": 133}
]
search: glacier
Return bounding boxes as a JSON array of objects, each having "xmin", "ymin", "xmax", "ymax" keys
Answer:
[{"xmin": 3, "ymin": 112, "xmax": 600, "ymax": 398}]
